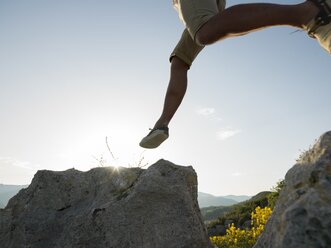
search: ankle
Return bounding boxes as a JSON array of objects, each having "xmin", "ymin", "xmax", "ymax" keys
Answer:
[{"xmin": 153, "ymin": 121, "xmax": 169, "ymax": 129}]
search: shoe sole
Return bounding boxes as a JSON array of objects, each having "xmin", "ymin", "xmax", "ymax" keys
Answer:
[
  {"xmin": 318, "ymin": 25, "xmax": 331, "ymax": 53},
  {"xmin": 309, "ymin": 21, "xmax": 331, "ymax": 53},
  {"xmin": 139, "ymin": 130, "xmax": 169, "ymax": 149}
]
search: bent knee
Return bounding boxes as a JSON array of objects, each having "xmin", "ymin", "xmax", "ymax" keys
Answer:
[{"xmin": 195, "ymin": 28, "xmax": 215, "ymax": 46}]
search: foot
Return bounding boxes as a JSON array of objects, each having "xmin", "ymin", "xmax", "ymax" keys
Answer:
[
  {"xmin": 139, "ymin": 126, "xmax": 169, "ymax": 149},
  {"xmin": 304, "ymin": 0, "xmax": 331, "ymax": 54}
]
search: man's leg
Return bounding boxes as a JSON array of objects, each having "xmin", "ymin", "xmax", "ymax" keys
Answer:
[
  {"xmin": 196, "ymin": 1, "xmax": 319, "ymax": 45},
  {"xmin": 139, "ymin": 56, "xmax": 189, "ymax": 149},
  {"xmin": 140, "ymin": 27, "xmax": 205, "ymax": 149},
  {"xmin": 153, "ymin": 57, "xmax": 189, "ymax": 129}
]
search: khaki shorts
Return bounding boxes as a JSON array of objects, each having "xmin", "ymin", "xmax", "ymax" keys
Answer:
[{"xmin": 170, "ymin": 0, "xmax": 226, "ymax": 67}]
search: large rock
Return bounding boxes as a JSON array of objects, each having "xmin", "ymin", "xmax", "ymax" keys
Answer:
[
  {"xmin": 0, "ymin": 159, "xmax": 212, "ymax": 248},
  {"xmin": 254, "ymin": 131, "xmax": 331, "ymax": 248}
]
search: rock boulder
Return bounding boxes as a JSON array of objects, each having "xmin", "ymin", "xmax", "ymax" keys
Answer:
[
  {"xmin": 254, "ymin": 131, "xmax": 331, "ymax": 248},
  {"xmin": 0, "ymin": 159, "xmax": 212, "ymax": 248}
]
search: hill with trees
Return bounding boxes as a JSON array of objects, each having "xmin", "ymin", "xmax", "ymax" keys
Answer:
[{"xmin": 203, "ymin": 180, "xmax": 284, "ymax": 236}]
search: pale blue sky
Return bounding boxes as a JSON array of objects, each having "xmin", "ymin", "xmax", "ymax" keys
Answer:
[{"xmin": 1, "ymin": 0, "xmax": 330, "ymax": 195}]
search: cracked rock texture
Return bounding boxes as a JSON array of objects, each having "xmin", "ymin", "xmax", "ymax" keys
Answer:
[
  {"xmin": 254, "ymin": 131, "xmax": 331, "ymax": 248},
  {"xmin": 0, "ymin": 159, "xmax": 212, "ymax": 248}
]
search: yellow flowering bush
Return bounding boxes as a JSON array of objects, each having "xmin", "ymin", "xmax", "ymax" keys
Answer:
[{"xmin": 210, "ymin": 206, "xmax": 272, "ymax": 248}]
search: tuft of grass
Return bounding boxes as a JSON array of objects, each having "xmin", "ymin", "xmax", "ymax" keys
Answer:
[{"xmin": 92, "ymin": 137, "xmax": 149, "ymax": 168}]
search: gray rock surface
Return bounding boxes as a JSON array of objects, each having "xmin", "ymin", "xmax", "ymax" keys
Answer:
[
  {"xmin": 0, "ymin": 159, "xmax": 212, "ymax": 248},
  {"xmin": 254, "ymin": 131, "xmax": 331, "ymax": 248}
]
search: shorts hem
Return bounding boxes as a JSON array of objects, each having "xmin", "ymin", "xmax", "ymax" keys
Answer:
[{"xmin": 169, "ymin": 52, "xmax": 193, "ymax": 69}]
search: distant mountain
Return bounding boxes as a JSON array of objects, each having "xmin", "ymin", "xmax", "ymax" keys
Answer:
[
  {"xmin": 0, "ymin": 184, "xmax": 28, "ymax": 208},
  {"xmin": 222, "ymin": 195, "xmax": 251, "ymax": 202},
  {"xmin": 203, "ymin": 191, "xmax": 273, "ymax": 230},
  {"xmin": 198, "ymin": 192, "xmax": 251, "ymax": 208}
]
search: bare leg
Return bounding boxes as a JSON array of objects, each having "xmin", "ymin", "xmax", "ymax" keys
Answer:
[
  {"xmin": 153, "ymin": 57, "xmax": 189, "ymax": 128},
  {"xmin": 196, "ymin": 1, "xmax": 319, "ymax": 45}
]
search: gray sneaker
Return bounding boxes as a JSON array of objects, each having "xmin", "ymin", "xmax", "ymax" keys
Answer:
[
  {"xmin": 139, "ymin": 127, "xmax": 169, "ymax": 149},
  {"xmin": 305, "ymin": 0, "xmax": 331, "ymax": 54}
]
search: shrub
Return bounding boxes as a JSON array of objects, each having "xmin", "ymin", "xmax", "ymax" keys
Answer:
[{"xmin": 210, "ymin": 206, "xmax": 272, "ymax": 248}]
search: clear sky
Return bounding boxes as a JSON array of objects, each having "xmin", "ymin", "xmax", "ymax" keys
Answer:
[{"xmin": 1, "ymin": 0, "xmax": 330, "ymax": 196}]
